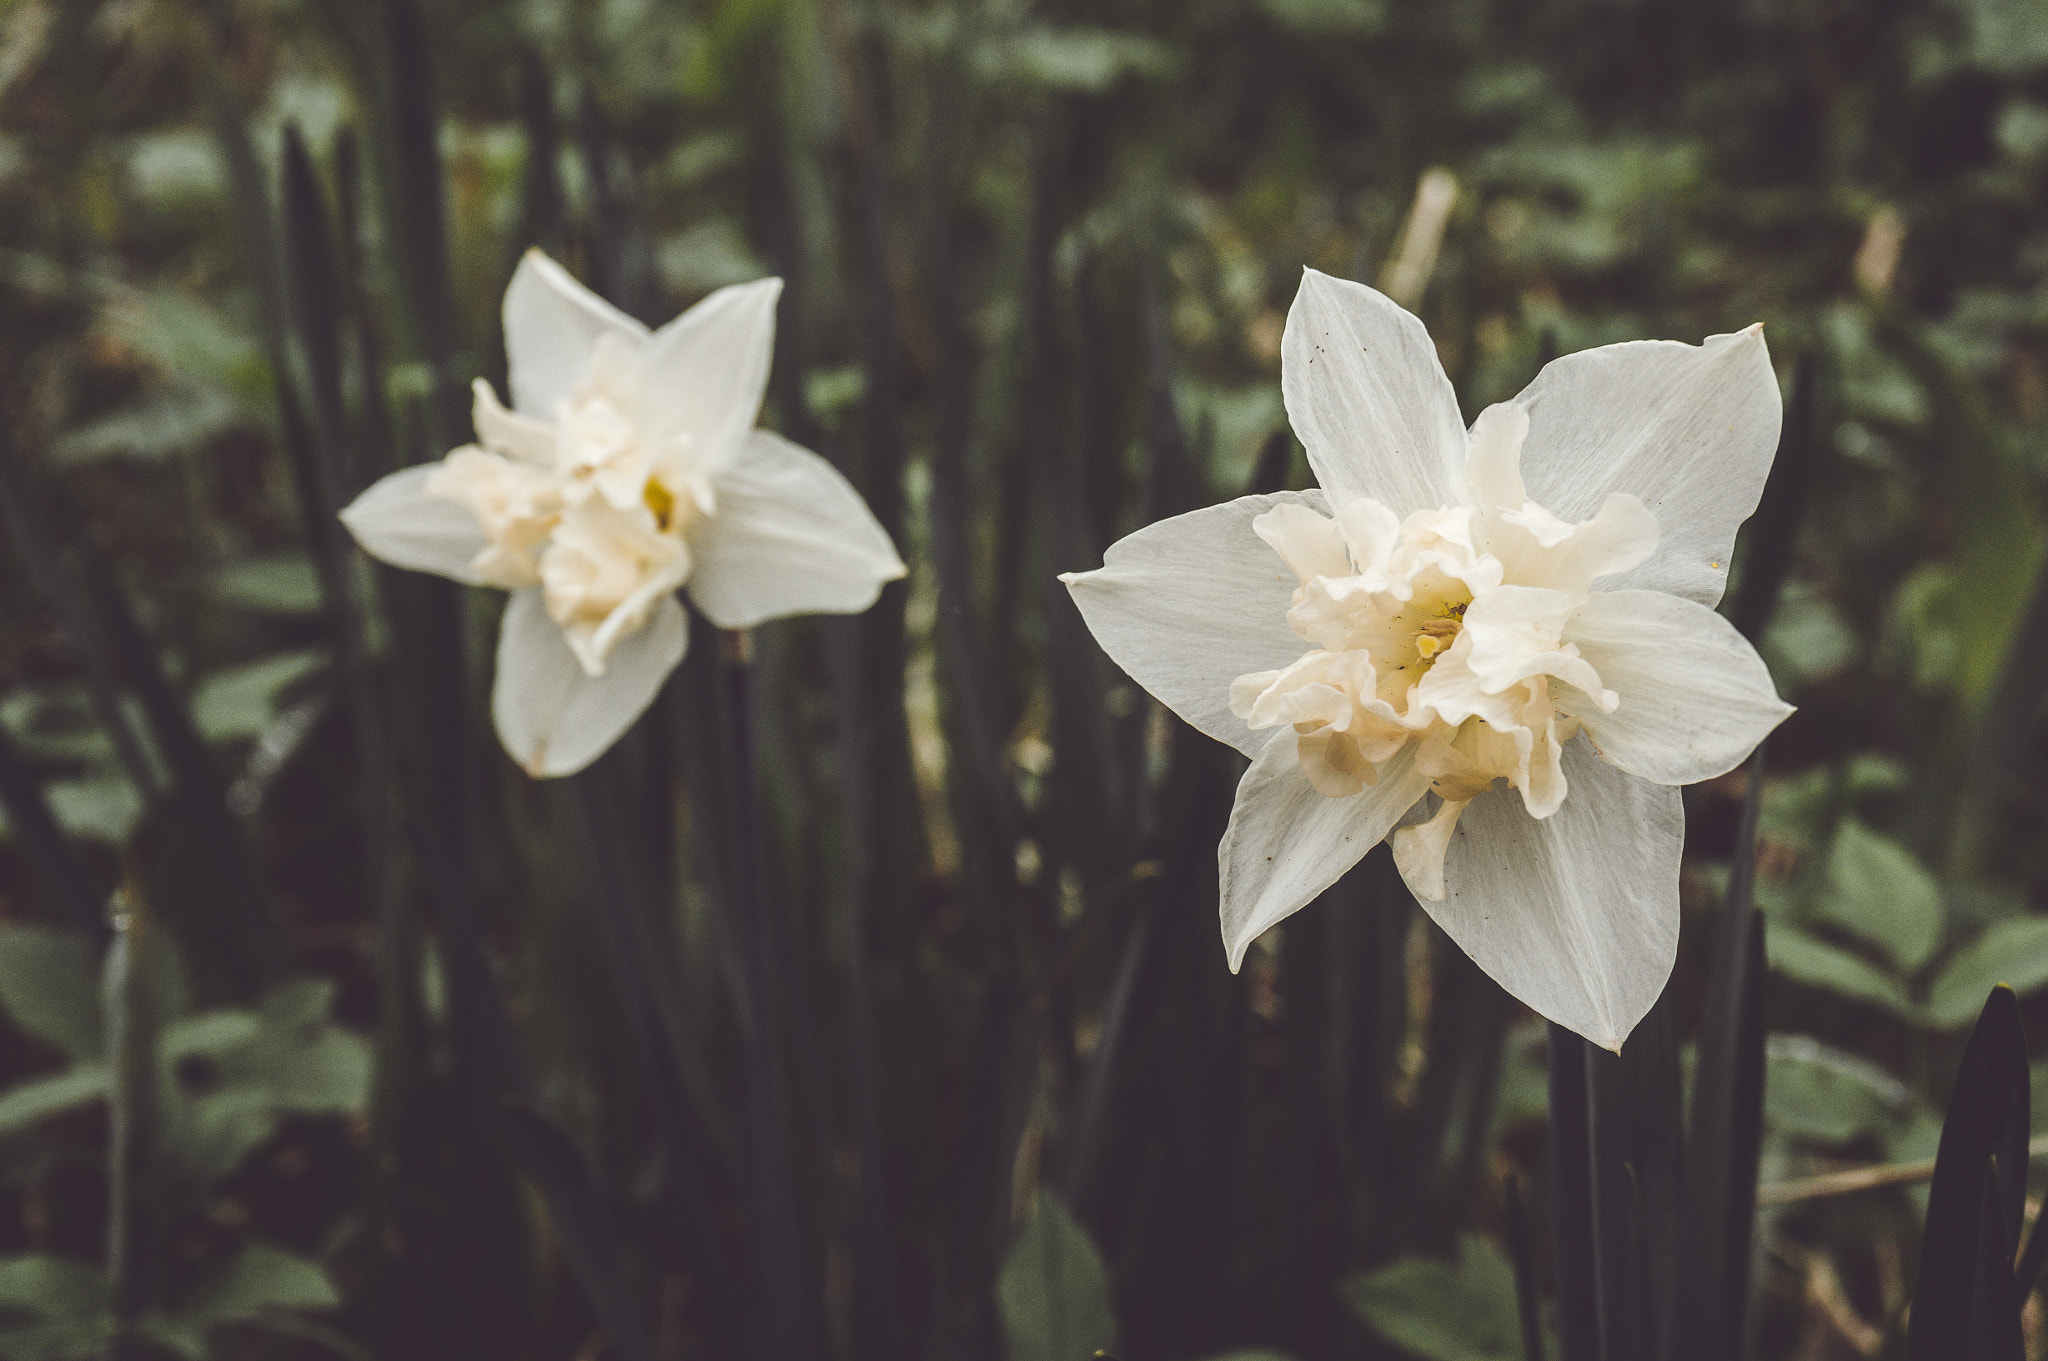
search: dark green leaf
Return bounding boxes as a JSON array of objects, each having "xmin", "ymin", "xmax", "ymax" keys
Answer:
[
  {"xmin": 0, "ymin": 928, "xmax": 104, "ymax": 1062},
  {"xmin": 1765, "ymin": 923, "xmax": 1915, "ymax": 1017},
  {"xmin": 1820, "ymin": 819, "xmax": 1943, "ymax": 971},
  {"xmin": 1341, "ymin": 1236, "xmax": 1542, "ymax": 1361},
  {"xmin": 997, "ymin": 1194, "xmax": 1117, "ymax": 1361},
  {"xmin": 1764, "ymin": 1036, "xmax": 1909, "ymax": 1144},
  {"xmin": 173, "ymin": 1243, "xmax": 339, "ymax": 1328},
  {"xmin": 0, "ymin": 1067, "xmax": 107, "ymax": 1135},
  {"xmin": 1927, "ymin": 919, "xmax": 2048, "ymax": 1029}
]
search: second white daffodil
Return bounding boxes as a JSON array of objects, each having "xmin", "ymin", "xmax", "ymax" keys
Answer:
[
  {"xmin": 1063, "ymin": 269, "xmax": 1791, "ymax": 1050},
  {"xmin": 342, "ymin": 250, "xmax": 905, "ymax": 777}
]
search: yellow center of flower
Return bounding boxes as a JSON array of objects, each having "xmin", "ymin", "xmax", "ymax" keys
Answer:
[
  {"xmin": 1414, "ymin": 600, "xmax": 1468, "ymax": 662},
  {"xmin": 643, "ymin": 476, "xmax": 677, "ymax": 531}
]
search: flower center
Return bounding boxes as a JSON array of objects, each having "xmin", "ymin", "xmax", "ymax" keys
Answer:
[
  {"xmin": 643, "ymin": 476, "xmax": 677, "ymax": 531},
  {"xmin": 1413, "ymin": 600, "xmax": 1468, "ymax": 662}
]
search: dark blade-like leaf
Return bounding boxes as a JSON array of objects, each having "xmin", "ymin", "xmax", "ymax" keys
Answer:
[
  {"xmin": 1679, "ymin": 747, "xmax": 1770, "ymax": 1361},
  {"xmin": 1503, "ymin": 1174, "xmax": 1547, "ymax": 1361},
  {"xmin": 1584, "ymin": 990, "xmax": 1683, "ymax": 1361},
  {"xmin": 1968, "ymin": 1157, "xmax": 2026, "ymax": 1361},
  {"xmin": 1546, "ymin": 1025, "xmax": 1597, "ymax": 1361},
  {"xmin": 0, "ymin": 420, "xmax": 157, "ymax": 800},
  {"xmin": 498, "ymin": 1099, "xmax": 654, "ymax": 1361},
  {"xmin": 1909, "ymin": 985, "xmax": 2029, "ymax": 1361},
  {"xmin": 0, "ymin": 721, "xmax": 105, "ymax": 937}
]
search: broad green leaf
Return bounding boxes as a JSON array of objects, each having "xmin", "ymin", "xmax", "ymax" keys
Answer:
[
  {"xmin": 1258, "ymin": 0, "xmax": 1384, "ymax": 33},
  {"xmin": 997, "ymin": 1194, "xmax": 1117, "ymax": 1361},
  {"xmin": 163, "ymin": 1087, "xmax": 277, "ymax": 1204},
  {"xmin": 174, "ymin": 1243, "xmax": 340, "ymax": 1328},
  {"xmin": 258, "ymin": 979, "xmax": 336, "ymax": 1032},
  {"xmin": 1765, "ymin": 924, "xmax": 1916, "ymax": 1018},
  {"xmin": 1341, "ymin": 1236, "xmax": 1539, "ymax": 1361},
  {"xmin": 1925, "ymin": 918, "xmax": 2048, "ymax": 1029},
  {"xmin": 50, "ymin": 388, "xmax": 242, "ymax": 467},
  {"xmin": 0, "ymin": 929, "xmax": 103, "ymax": 1062},
  {"xmin": 261, "ymin": 1029, "xmax": 370, "ymax": 1114},
  {"xmin": 1819, "ymin": 820, "xmax": 1943, "ymax": 971},
  {"xmin": 213, "ymin": 558, "xmax": 323, "ymax": 618},
  {"xmin": 162, "ymin": 1010, "xmax": 262, "ymax": 1067},
  {"xmin": 42, "ymin": 777, "xmax": 144, "ymax": 846},
  {"xmin": 0, "ymin": 1317, "xmax": 115, "ymax": 1361},
  {"xmin": 981, "ymin": 28, "xmax": 1173, "ymax": 92},
  {"xmin": 0, "ymin": 1256, "xmax": 109, "ymax": 1317},
  {"xmin": 0, "ymin": 1068, "xmax": 106, "ymax": 1135},
  {"xmin": 1759, "ymin": 587, "xmax": 1856, "ymax": 689},
  {"xmin": 1764, "ymin": 1036, "xmax": 1908, "ymax": 1145},
  {"xmin": 656, "ymin": 220, "xmax": 770, "ymax": 294},
  {"xmin": 190, "ymin": 651, "xmax": 328, "ymax": 744}
]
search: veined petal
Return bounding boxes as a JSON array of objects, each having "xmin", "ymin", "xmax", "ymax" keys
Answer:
[
  {"xmin": 1511, "ymin": 325, "xmax": 1779, "ymax": 606},
  {"xmin": 1391, "ymin": 796, "xmax": 1468, "ymax": 900},
  {"xmin": 1281, "ymin": 269, "xmax": 1466, "ymax": 515},
  {"xmin": 502, "ymin": 250, "xmax": 650, "ymax": 418},
  {"xmin": 1505, "ymin": 492, "xmax": 1659, "ymax": 596},
  {"xmin": 471, "ymin": 379, "xmax": 556, "ymax": 465},
  {"xmin": 491, "ymin": 586, "xmax": 687, "ymax": 777},
  {"xmin": 1062, "ymin": 491, "xmax": 1331, "ymax": 757},
  {"xmin": 1221, "ymin": 730, "xmax": 1431, "ymax": 970},
  {"xmin": 340, "ymin": 465, "xmax": 492, "ymax": 586},
  {"xmin": 1413, "ymin": 734, "xmax": 1681, "ymax": 1051},
  {"xmin": 687, "ymin": 430, "xmax": 906, "ymax": 629},
  {"xmin": 1458, "ymin": 585, "xmax": 1612, "ymax": 702},
  {"xmin": 1462, "ymin": 402, "xmax": 1529, "ymax": 516},
  {"xmin": 637, "ymin": 278, "xmax": 783, "ymax": 483},
  {"xmin": 1559, "ymin": 589, "xmax": 1793, "ymax": 785},
  {"xmin": 1253, "ymin": 501, "xmax": 1351, "ymax": 584}
]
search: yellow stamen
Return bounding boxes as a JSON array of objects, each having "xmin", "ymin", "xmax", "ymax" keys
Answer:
[{"xmin": 643, "ymin": 477, "xmax": 676, "ymax": 531}]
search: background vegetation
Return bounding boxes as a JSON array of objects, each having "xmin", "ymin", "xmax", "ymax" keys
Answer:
[{"xmin": 1, "ymin": 0, "xmax": 2047, "ymax": 1357}]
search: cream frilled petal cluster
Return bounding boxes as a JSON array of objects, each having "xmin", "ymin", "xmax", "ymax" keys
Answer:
[
  {"xmin": 1063, "ymin": 269, "xmax": 1792, "ymax": 1050},
  {"xmin": 341, "ymin": 250, "xmax": 905, "ymax": 778}
]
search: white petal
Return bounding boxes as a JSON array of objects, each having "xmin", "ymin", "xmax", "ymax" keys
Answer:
[
  {"xmin": 491, "ymin": 587, "xmax": 686, "ymax": 777},
  {"xmin": 1462, "ymin": 402, "xmax": 1529, "ymax": 514},
  {"xmin": 1559, "ymin": 589, "xmax": 1793, "ymax": 785},
  {"xmin": 1221, "ymin": 730, "xmax": 1431, "ymax": 970},
  {"xmin": 1281, "ymin": 269, "xmax": 1467, "ymax": 515},
  {"xmin": 1062, "ymin": 491, "xmax": 1330, "ymax": 758},
  {"xmin": 339, "ymin": 465, "xmax": 491, "ymax": 585},
  {"xmin": 1511, "ymin": 326, "xmax": 1779, "ymax": 606},
  {"xmin": 1412, "ymin": 734, "xmax": 1681, "ymax": 1051},
  {"xmin": 471, "ymin": 378, "xmax": 557, "ymax": 465},
  {"xmin": 686, "ymin": 430, "xmax": 905, "ymax": 628},
  {"xmin": 637, "ymin": 278, "xmax": 782, "ymax": 482},
  {"xmin": 502, "ymin": 250, "xmax": 650, "ymax": 418},
  {"xmin": 1253, "ymin": 501, "xmax": 1350, "ymax": 584},
  {"xmin": 1391, "ymin": 796, "xmax": 1468, "ymax": 900}
]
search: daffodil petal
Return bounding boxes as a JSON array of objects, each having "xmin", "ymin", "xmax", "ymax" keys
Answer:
[
  {"xmin": 1510, "ymin": 325, "xmax": 1779, "ymax": 607},
  {"xmin": 1280, "ymin": 268, "xmax": 1466, "ymax": 516},
  {"xmin": 1221, "ymin": 730, "xmax": 1430, "ymax": 970},
  {"xmin": 1414, "ymin": 734, "xmax": 1681, "ymax": 1051},
  {"xmin": 471, "ymin": 378, "xmax": 557, "ymax": 465},
  {"xmin": 637, "ymin": 278, "xmax": 782, "ymax": 482},
  {"xmin": 1560, "ymin": 589, "xmax": 1793, "ymax": 785},
  {"xmin": 340, "ymin": 465, "xmax": 492, "ymax": 585},
  {"xmin": 1062, "ymin": 491, "xmax": 1332, "ymax": 757},
  {"xmin": 502, "ymin": 249, "xmax": 650, "ymax": 418},
  {"xmin": 687, "ymin": 430, "xmax": 906, "ymax": 629},
  {"xmin": 491, "ymin": 586, "xmax": 686, "ymax": 778}
]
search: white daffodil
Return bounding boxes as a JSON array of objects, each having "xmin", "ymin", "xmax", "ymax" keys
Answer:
[
  {"xmin": 342, "ymin": 250, "xmax": 905, "ymax": 777},
  {"xmin": 1063, "ymin": 269, "xmax": 1792, "ymax": 1050}
]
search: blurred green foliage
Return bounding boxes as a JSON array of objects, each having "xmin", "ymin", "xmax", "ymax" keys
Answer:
[{"xmin": 0, "ymin": 0, "xmax": 2046, "ymax": 1357}]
